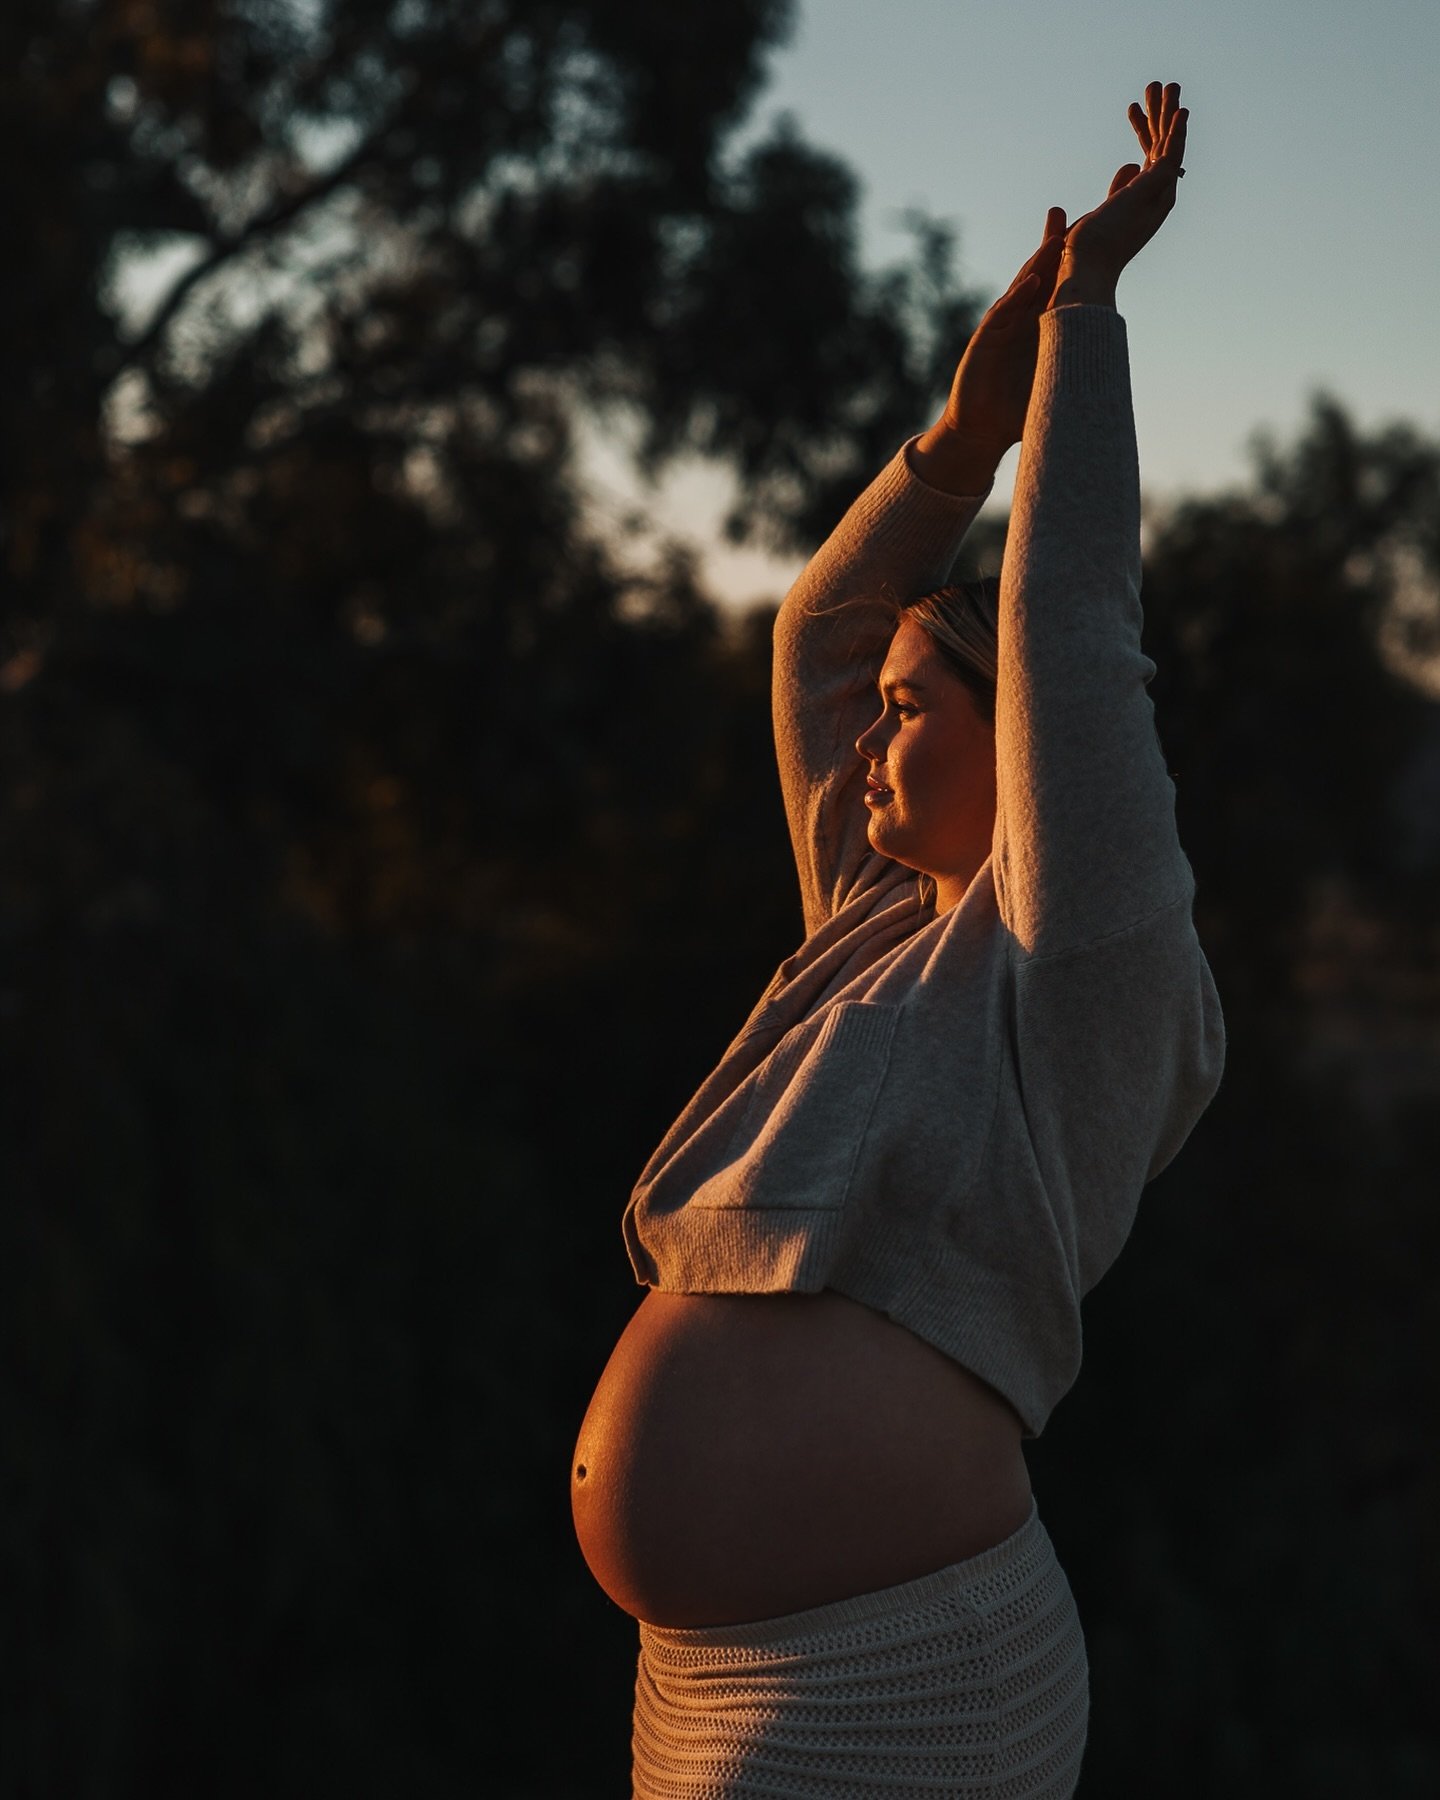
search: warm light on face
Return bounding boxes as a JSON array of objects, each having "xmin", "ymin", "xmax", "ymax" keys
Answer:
[{"xmin": 854, "ymin": 617, "xmax": 998, "ymax": 912}]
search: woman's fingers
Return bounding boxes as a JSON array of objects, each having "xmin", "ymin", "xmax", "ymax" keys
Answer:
[
  {"xmin": 1008, "ymin": 209, "xmax": 1066, "ymax": 289},
  {"xmin": 987, "ymin": 213, "xmax": 1067, "ymax": 329},
  {"xmin": 1165, "ymin": 107, "xmax": 1189, "ymax": 170},
  {"xmin": 1107, "ymin": 162, "xmax": 1142, "ymax": 198},
  {"xmin": 1146, "ymin": 80, "xmax": 1163, "ymax": 147},
  {"xmin": 1031, "ymin": 219, "xmax": 1066, "ymax": 291},
  {"xmin": 997, "ymin": 245, "xmax": 1062, "ymax": 317},
  {"xmin": 1159, "ymin": 84, "xmax": 1182, "ymax": 157},
  {"xmin": 1134, "ymin": 81, "xmax": 1183, "ymax": 168},
  {"xmin": 1035, "ymin": 210, "xmax": 1068, "ymax": 274},
  {"xmin": 1127, "ymin": 82, "xmax": 1186, "ymax": 183},
  {"xmin": 1026, "ymin": 209, "xmax": 1067, "ymax": 266}
]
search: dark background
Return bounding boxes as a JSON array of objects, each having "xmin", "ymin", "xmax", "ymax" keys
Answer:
[{"xmin": 3, "ymin": 3, "xmax": 1438, "ymax": 1795}]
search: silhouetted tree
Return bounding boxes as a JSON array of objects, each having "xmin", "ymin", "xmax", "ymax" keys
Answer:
[
  {"xmin": 1143, "ymin": 396, "xmax": 1440, "ymax": 1022},
  {"xmin": 2, "ymin": 3, "xmax": 979, "ymax": 1794}
]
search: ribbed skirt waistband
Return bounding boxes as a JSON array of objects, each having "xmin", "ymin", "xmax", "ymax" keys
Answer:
[{"xmin": 632, "ymin": 1500, "xmax": 1089, "ymax": 1798}]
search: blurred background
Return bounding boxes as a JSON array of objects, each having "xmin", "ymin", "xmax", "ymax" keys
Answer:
[{"xmin": 3, "ymin": 2, "xmax": 1437, "ymax": 1795}]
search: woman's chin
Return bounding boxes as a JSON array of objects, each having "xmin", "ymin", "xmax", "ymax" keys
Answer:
[{"xmin": 866, "ymin": 818, "xmax": 921, "ymax": 869}]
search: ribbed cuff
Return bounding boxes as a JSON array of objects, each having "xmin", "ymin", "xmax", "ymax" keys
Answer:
[
  {"xmin": 843, "ymin": 441, "xmax": 990, "ymax": 570},
  {"xmin": 1037, "ymin": 304, "xmax": 1131, "ymax": 404}
]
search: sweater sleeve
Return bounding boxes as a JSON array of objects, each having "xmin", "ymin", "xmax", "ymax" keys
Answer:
[
  {"xmin": 772, "ymin": 451, "xmax": 989, "ymax": 937},
  {"xmin": 993, "ymin": 306, "xmax": 1193, "ymax": 959}
]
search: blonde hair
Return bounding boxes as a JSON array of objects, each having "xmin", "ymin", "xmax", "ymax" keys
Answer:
[{"xmin": 903, "ymin": 578, "xmax": 999, "ymax": 725}]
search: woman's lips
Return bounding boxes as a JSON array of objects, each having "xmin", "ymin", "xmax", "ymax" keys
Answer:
[{"xmin": 864, "ymin": 778, "xmax": 893, "ymax": 807}]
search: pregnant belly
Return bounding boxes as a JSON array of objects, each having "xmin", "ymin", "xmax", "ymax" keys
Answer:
[{"xmin": 571, "ymin": 1289, "xmax": 1033, "ymax": 1628}]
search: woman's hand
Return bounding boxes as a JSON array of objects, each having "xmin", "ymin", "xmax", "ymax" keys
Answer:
[
  {"xmin": 910, "ymin": 208, "xmax": 1068, "ymax": 494},
  {"xmin": 1047, "ymin": 81, "xmax": 1189, "ymax": 311}
]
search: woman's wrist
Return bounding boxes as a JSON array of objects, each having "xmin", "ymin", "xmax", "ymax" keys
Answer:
[
  {"xmin": 1045, "ymin": 249, "xmax": 1119, "ymax": 312},
  {"xmin": 908, "ymin": 423, "xmax": 1005, "ymax": 497}
]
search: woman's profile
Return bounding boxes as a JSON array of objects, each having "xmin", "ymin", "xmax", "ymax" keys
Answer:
[{"xmin": 572, "ymin": 81, "xmax": 1223, "ymax": 1799}]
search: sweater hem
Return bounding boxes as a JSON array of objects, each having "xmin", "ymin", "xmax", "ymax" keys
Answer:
[
  {"xmin": 630, "ymin": 1206, "xmax": 851, "ymax": 1295},
  {"xmin": 631, "ymin": 1202, "xmax": 1079, "ymax": 1440},
  {"xmin": 824, "ymin": 1230, "xmax": 1078, "ymax": 1442}
]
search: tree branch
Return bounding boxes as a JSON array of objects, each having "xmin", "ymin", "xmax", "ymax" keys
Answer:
[{"xmin": 110, "ymin": 95, "xmax": 418, "ymax": 385}]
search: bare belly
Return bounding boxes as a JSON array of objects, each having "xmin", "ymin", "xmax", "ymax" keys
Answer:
[{"xmin": 571, "ymin": 1289, "xmax": 1033, "ymax": 1628}]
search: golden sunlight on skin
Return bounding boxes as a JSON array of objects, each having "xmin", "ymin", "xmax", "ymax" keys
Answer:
[{"xmin": 854, "ymin": 617, "xmax": 997, "ymax": 912}]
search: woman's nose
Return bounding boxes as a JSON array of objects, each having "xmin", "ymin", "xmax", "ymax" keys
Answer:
[{"xmin": 855, "ymin": 711, "xmax": 885, "ymax": 761}]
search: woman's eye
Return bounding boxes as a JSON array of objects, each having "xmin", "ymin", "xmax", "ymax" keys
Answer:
[{"xmin": 894, "ymin": 701, "xmax": 918, "ymax": 719}]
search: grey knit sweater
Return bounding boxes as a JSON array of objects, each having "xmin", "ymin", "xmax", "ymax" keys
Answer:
[{"xmin": 621, "ymin": 306, "xmax": 1225, "ymax": 1437}]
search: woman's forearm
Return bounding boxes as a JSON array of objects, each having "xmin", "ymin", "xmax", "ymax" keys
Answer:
[
  {"xmin": 909, "ymin": 211, "xmax": 1068, "ymax": 498},
  {"xmin": 912, "ymin": 241, "xmax": 1117, "ymax": 496},
  {"xmin": 996, "ymin": 306, "xmax": 1192, "ymax": 958},
  {"xmin": 773, "ymin": 449, "xmax": 988, "ymax": 934}
]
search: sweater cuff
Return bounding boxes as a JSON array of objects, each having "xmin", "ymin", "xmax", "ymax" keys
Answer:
[
  {"xmin": 837, "ymin": 439, "xmax": 990, "ymax": 571},
  {"xmin": 1037, "ymin": 305, "xmax": 1131, "ymax": 403}
]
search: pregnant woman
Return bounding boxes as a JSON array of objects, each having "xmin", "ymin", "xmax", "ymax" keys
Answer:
[{"xmin": 573, "ymin": 82, "xmax": 1223, "ymax": 1799}]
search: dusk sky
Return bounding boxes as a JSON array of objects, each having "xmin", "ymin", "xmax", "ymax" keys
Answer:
[{"xmin": 602, "ymin": 0, "xmax": 1440, "ymax": 607}]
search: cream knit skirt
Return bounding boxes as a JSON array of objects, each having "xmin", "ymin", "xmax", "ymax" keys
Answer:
[{"xmin": 632, "ymin": 1501, "xmax": 1088, "ymax": 1798}]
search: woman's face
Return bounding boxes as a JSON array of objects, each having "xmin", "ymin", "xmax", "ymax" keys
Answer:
[{"xmin": 854, "ymin": 616, "xmax": 997, "ymax": 912}]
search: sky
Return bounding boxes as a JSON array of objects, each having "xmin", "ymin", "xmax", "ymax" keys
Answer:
[{"xmin": 610, "ymin": 0, "xmax": 1440, "ymax": 608}]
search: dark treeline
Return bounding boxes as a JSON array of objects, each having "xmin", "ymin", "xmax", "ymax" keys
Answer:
[{"xmin": 3, "ymin": 3, "xmax": 1438, "ymax": 1795}]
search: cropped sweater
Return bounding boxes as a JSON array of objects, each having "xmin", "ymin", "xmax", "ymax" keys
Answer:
[{"xmin": 621, "ymin": 306, "xmax": 1226, "ymax": 1437}]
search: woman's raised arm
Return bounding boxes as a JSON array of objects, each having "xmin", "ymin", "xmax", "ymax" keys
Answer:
[
  {"xmin": 993, "ymin": 83, "xmax": 1196, "ymax": 957},
  {"xmin": 772, "ymin": 219, "xmax": 1068, "ymax": 935},
  {"xmin": 909, "ymin": 210, "xmax": 1068, "ymax": 493}
]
